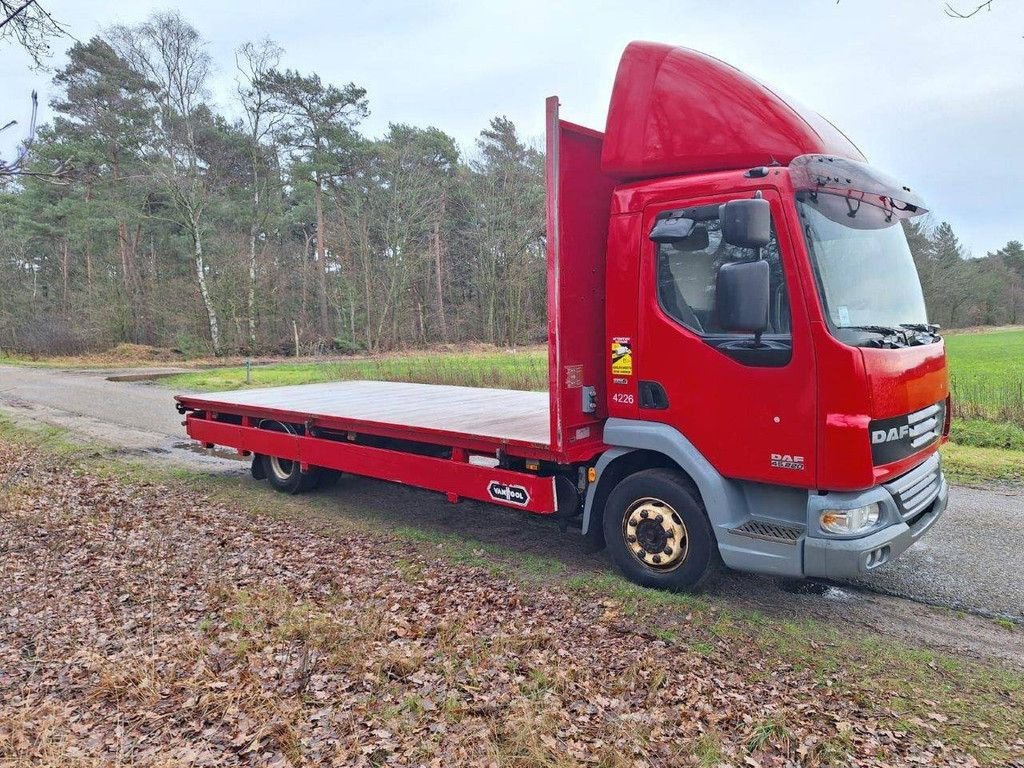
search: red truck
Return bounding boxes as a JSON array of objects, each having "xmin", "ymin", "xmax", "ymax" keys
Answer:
[{"xmin": 176, "ymin": 42, "xmax": 950, "ymax": 591}]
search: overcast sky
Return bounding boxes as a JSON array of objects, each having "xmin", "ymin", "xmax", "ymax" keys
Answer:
[{"xmin": 2, "ymin": 0, "xmax": 1022, "ymax": 254}]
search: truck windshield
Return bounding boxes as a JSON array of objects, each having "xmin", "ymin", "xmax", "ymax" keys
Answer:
[{"xmin": 795, "ymin": 190, "xmax": 932, "ymax": 347}]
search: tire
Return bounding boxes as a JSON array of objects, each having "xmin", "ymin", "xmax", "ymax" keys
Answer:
[
  {"xmin": 258, "ymin": 421, "xmax": 321, "ymax": 494},
  {"xmin": 602, "ymin": 468, "xmax": 722, "ymax": 592},
  {"xmin": 251, "ymin": 454, "xmax": 267, "ymax": 480}
]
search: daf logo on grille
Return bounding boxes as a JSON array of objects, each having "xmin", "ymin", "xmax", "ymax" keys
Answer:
[
  {"xmin": 872, "ymin": 425, "xmax": 910, "ymax": 444},
  {"xmin": 868, "ymin": 400, "xmax": 945, "ymax": 465}
]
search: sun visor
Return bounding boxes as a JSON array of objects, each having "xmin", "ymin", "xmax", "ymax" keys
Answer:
[{"xmin": 790, "ymin": 154, "xmax": 928, "ymax": 220}]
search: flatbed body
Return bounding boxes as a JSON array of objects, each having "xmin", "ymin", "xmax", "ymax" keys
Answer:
[
  {"xmin": 176, "ymin": 380, "xmax": 553, "ymax": 455},
  {"xmin": 176, "ymin": 380, "xmax": 576, "ymax": 517},
  {"xmin": 173, "ymin": 102, "xmax": 615, "ymax": 518}
]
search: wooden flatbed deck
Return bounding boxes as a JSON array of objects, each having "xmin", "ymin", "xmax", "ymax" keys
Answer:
[{"xmin": 176, "ymin": 380, "xmax": 552, "ymax": 449}]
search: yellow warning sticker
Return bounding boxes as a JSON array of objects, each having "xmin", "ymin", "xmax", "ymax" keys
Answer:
[{"xmin": 611, "ymin": 337, "xmax": 633, "ymax": 376}]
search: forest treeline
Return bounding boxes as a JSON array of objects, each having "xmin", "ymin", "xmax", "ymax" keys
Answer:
[
  {"xmin": 0, "ymin": 12, "xmax": 545, "ymax": 356},
  {"xmin": 0, "ymin": 11, "xmax": 1020, "ymax": 357}
]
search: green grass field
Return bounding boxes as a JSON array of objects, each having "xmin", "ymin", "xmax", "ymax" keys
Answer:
[
  {"xmin": 946, "ymin": 329, "xmax": 1024, "ymax": 380},
  {"xmin": 946, "ymin": 329, "xmax": 1024, "ymax": 427}
]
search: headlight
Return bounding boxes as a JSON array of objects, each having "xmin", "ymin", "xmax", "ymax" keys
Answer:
[{"xmin": 820, "ymin": 503, "xmax": 880, "ymax": 535}]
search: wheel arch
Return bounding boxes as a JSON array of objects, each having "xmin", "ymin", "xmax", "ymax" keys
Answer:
[
  {"xmin": 583, "ymin": 418, "xmax": 744, "ymax": 541},
  {"xmin": 582, "ymin": 448, "xmax": 680, "ymax": 545}
]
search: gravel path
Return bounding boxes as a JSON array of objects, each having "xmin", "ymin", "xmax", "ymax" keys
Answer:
[
  {"xmin": 0, "ymin": 364, "xmax": 245, "ymax": 471},
  {"xmin": 1, "ymin": 362, "xmax": 1021, "ymax": 633}
]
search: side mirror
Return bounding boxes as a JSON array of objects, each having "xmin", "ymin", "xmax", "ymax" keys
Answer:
[
  {"xmin": 716, "ymin": 260, "xmax": 769, "ymax": 335},
  {"xmin": 649, "ymin": 215, "xmax": 696, "ymax": 244},
  {"xmin": 720, "ymin": 198, "xmax": 771, "ymax": 249}
]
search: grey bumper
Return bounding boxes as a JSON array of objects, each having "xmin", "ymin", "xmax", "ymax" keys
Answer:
[{"xmin": 804, "ymin": 473, "xmax": 948, "ymax": 579}]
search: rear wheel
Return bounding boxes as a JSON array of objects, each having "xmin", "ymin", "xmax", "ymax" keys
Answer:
[
  {"xmin": 603, "ymin": 468, "xmax": 721, "ymax": 592},
  {"xmin": 258, "ymin": 421, "xmax": 321, "ymax": 494}
]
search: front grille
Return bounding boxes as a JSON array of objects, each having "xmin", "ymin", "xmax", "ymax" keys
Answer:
[
  {"xmin": 730, "ymin": 519, "xmax": 804, "ymax": 545},
  {"xmin": 870, "ymin": 399, "xmax": 946, "ymax": 465},
  {"xmin": 907, "ymin": 403, "xmax": 943, "ymax": 450},
  {"xmin": 883, "ymin": 453, "xmax": 942, "ymax": 524}
]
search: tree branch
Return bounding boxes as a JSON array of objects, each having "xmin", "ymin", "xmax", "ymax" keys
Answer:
[
  {"xmin": 0, "ymin": 0, "xmax": 36, "ymax": 32},
  {"xmin": 944, "ymin": 1, "xmax": 992, "ymax": 18}
]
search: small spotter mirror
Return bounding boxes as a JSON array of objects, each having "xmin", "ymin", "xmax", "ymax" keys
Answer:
[
  {"xmin": 720, "ymin": 198, "xmax": 771, "ymax": 249},
  {"xmin": 649, "ymin": 215, "xmax": 696, "ymax": 244}
]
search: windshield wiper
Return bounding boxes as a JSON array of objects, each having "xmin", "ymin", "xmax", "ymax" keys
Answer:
[
  {"xmin": 841, "ymin": 324, "xmax": 938, "ymax": 348},
  {"xmin": 842, "ymin": 324, "xmax": 904, "ymax": 336},
  {"xmin": 840, "ymin": 324, "xmax": 910, "ymax": 349}
]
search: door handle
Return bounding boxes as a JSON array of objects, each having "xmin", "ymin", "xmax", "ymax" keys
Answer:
[{"xmin": 638, "ymin": 381, "xmax": 669, "ymax": 410}]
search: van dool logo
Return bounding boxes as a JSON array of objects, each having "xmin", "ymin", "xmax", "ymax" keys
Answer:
[{"xmin": 487, "ymin": 481, "xmax": 530, "ymax": 506}]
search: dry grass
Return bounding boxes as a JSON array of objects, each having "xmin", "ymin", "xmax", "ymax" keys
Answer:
[
  {"xmin": 2, "ymin": 439, "xmax": 1024, "ymax": 767},
  {"xmin": 0, "ymin": 342, "xmax": 195, "ymax": 367},
  {"xmin": 0, "ymin": 341, "xmax": 546, "ymax": 373}
]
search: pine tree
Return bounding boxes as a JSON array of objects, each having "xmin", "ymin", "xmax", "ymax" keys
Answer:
[
  {"xmin": 992, "ymin": 240, "xmax": 1024, "ymax": 277},
  {"xmin": 931, "ymin": 221, "xmax": 965, "ymax": 264}
]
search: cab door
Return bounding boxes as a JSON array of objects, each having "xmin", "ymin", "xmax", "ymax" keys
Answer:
[{"xmin": 634, "ymin": 188, "xmax": 817, "ymax": 487}]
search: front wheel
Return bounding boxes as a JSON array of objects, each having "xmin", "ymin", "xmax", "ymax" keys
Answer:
[{"xmin": 602, "ymin": 468, "xmax": 721, "ymax": 592}]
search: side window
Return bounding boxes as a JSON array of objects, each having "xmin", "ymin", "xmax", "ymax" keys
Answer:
[{"xmin": 656, "ymin": 203, "xmax": 791, "ymax": 336}]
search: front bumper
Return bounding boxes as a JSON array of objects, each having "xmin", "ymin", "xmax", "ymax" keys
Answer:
[{"xmin": 804, "ymin": 468, "xmax": 948, "ymax": 579}]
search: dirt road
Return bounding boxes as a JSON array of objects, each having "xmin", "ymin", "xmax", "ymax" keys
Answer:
[{"xmin": 1, "ymin": 363, "xmax": 1021, "ymax": 664}]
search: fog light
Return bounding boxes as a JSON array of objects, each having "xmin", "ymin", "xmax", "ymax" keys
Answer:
[{"xmin": 820, "ymin": 503, "xmax": 880, "ymax": 535}]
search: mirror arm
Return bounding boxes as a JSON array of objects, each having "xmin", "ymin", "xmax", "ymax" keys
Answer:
[
  {"xmin": 753, "ymin": 241, "xmax": 764, "ymax": 345},
  {"xmin": 754, "ymin": 247, "xmax": 765, "ymax": 346}
]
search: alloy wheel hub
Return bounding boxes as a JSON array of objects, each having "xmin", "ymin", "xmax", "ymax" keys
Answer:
[{"xmin": 624, "ymin": 498, "xmax": 688, "ymax": 570}]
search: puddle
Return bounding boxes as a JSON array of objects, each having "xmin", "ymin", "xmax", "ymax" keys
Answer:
[
  {"xmin": 0, "ymin": 398, "xmax": 36, "ymax": 409},
  {"xmin": 106, "ymin": 372, "xmax": 183, "ymax": 383},
  {"xmin": 109, "ymin": 446, "xmax": 171, "ymax": 457},
  {"xmin": 822, "ymin": 586, "xmax": 850, "ymax": 601},
  {"xmin": 776, "ymin": 578, "xmax": 852, "ymax": 601}
]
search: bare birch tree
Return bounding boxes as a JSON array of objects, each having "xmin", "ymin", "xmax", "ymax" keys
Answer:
[
  {"xmin": 109, "ymin": 12, "xmax": 223, "ymax": 355},
  {"xmin": 236, "ymin": 38, "xmax": 284, "ymax": 351},
  {"xmin": 0, "ymin": 0, "xmax": 68, "ymax": 66}
]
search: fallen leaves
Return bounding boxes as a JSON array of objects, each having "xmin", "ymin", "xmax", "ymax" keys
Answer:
[{"xmin": 0, "ymin": 442, "xmax": 1020, "ymax": 767}]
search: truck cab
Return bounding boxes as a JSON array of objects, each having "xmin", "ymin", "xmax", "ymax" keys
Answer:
[{"xmin": 560, "ymin": 43, "xmax": 949, "ymax": 589}]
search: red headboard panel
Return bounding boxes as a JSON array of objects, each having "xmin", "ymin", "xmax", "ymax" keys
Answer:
[{"xmin": 545, "ymin": 97, "xmax": 617, "ymax": 460}]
